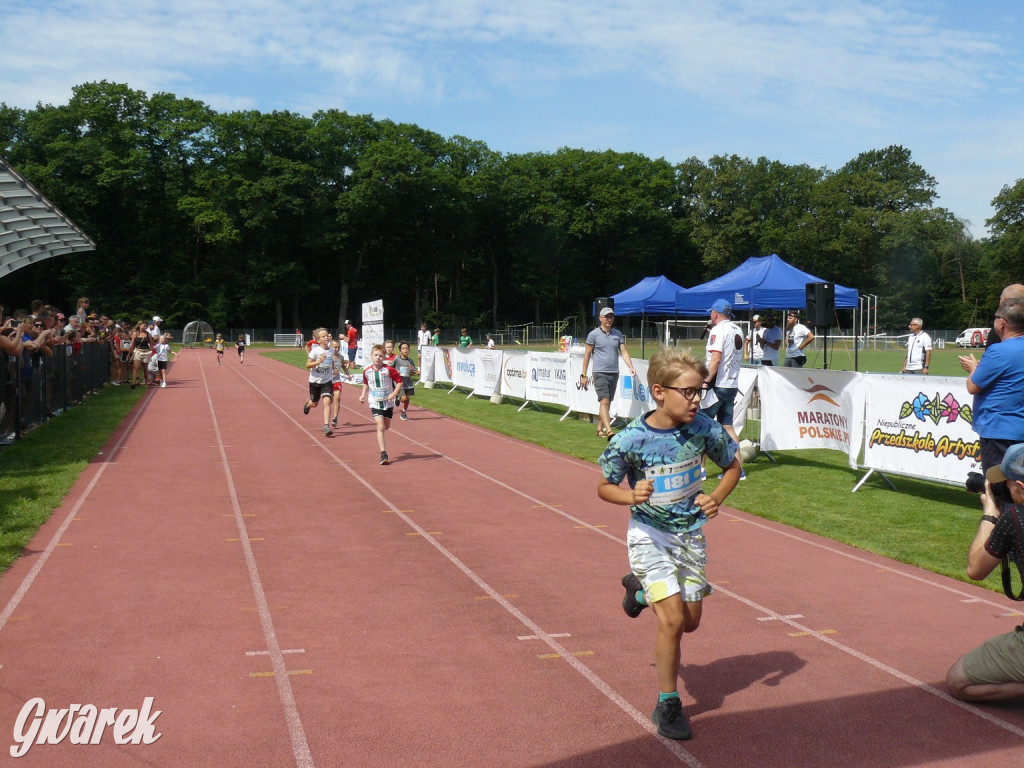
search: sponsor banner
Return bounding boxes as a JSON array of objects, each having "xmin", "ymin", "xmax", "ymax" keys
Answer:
[
  {"xmin": 731, "ymin": 367, "xmax": 757, "ymax": 437},
  {"xmin": 612, "ymin": 360, "xmax": 655, "ymax": 421},
  {"xmin": 566, "ymin": 354, "xmax": 655, "ymax": 420},
  {"xmin": 361, "ymin": 299, "xmax": 384, "ymax": 324},
  {"xmin": 500, "ymin": 350, "xmax": 529, "ymax": 399},
  {"xmin": 759, "ymin": 368, "xmax": 865, "ymax": 467},
  {"xmin": 362, "ymin": 324, "xmax": 384, "ymax": 347},
  {"xmin": 419, "ymin": 347, "xmax": 437, "ymax": 384},
  {"xmin": 450, "ymin": 347, "xmax": 476, "ymax": 390},
  {"xmin": 474, "ymin": 349, "xmax": 502, "ymax": 397},
  {"xmin": 436, "ymin": 347, "xmax": 453, "ymax": 384},
  {"xmin": 862, "ymin": 374, "xmax": 980, "ymax": 483},
  {"xmin": 526, "ymin": 352, "xmax": 569, "ymax": 405},
  {"xmin": 567, "ymin": 352, "xmax": 601, "ymax": 415}
]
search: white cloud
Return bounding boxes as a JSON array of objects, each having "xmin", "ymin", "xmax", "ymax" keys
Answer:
[{"xmin": 1, "ymin": 0, "xmax": 1021, "ymax": 232}]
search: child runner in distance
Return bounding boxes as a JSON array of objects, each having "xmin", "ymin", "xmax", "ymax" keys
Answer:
[
  {"xmin": 394, "ymin": 341, "xmax": 419, "ymax": 421},
  {"xmin": 597, "ymin": 347, "xmax": 740, "ymax": 741},
  {"xmin": 303, "ymin": 328, "xmax": 336, "ymax": 437},
  {"xmin": 329, "ymin": 335, "xmax": 350, "ymax": 429},
  {"xmin": 215, "ymin": 333, "xmax": 225, "ymax": 365},
  {"xmin": 236, "ymin": 334, "xmax": 246, "ymax": 364},
  {"xmin": 383, "ymin": 339, "xmax": 397, "ymax": 367},
  {"xmin": 359, "ymin": 344, "xmax": 403, "ymax": 464},
  {"xmin": 153, "ymin": 333, "xmax": 178, "ymax": 388}
]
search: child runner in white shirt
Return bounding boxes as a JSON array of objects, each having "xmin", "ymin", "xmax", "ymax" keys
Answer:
[
  {"xmin": 303, "ymin": 328, "xmax": 337, "ymax": 437},
  {"xmin": 153, "ymin": 334, "xmax": 178, "ymax": 388},
  {"xmin": 359, "ymin": 344, "xmax": 403, "ymax": 464}
]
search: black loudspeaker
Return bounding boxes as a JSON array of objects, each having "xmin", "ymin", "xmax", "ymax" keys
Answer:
[
  {"xmin": 594, "ymin": 297, "xmax": 613, "ymax": 319},
  {"xmin": 805, "ymin": 282, "xmax": 835, "ymax": 327}
]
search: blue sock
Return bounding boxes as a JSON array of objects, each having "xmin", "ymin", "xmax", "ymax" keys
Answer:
[
  {"xmin": 635, "ymin": 590, "xmax": 647, "ymax": 605},
  {"xmin": 659, "ymin": 691, "xmax": 680, "ymax": 702}
]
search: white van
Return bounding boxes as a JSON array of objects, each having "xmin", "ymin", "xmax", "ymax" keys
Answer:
[{"xmin": 955, "ymin": 327, "xmax": 989, "ymax": 348}]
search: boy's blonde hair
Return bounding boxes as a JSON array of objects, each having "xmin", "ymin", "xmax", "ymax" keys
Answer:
[
  {"xmin": 313, "ymin": 327, "xmax": 328, "ymax": 339},
  {"xmin": 646, "ymin": 347, "xmax": 708, "ymax": 389}
]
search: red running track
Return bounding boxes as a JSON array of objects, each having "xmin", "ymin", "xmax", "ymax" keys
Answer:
[{"xmin": 0, "ymin": 347, "xmax": 1023, "ymax": 767}]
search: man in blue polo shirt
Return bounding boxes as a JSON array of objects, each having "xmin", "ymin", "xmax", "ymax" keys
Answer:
[
  {"xmin": 960, "ymin": 297, "xmax": 1024, "ymax": 506},
  {"xmin": 581, "ymin": 307, "xmax": 636, "ymax": 439}
]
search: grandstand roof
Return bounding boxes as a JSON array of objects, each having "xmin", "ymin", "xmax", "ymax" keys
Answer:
[{"xmin": 0, "ymin": 156, "xmax": 95, "ymax": 278}]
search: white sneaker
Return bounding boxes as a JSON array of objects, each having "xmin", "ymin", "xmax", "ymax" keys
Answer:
[{"xmin": 160, "ymin": 381, "xmax": 166, "ymax": 388}]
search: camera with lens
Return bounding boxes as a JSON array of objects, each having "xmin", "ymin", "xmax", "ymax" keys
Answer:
[{"xmin": 965, "ymin": 471, "xmax": 987, "ymax": 494}]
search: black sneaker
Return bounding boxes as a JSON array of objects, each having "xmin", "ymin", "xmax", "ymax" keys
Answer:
[
  {"xmin": 380, "ymin": 451, "xmax": 389, "ymax": 465},
  {"xmin": 621, "ymin": 573, "xmax": 646, "ymax": 618},
  {"xmin": 331, "ymin": 416, "xmax": 338, "ymax": 427},
  {"xmin": 651, "ymin": 697, "xmax": 691, "ymax": 740},
  {"xmin": 303, "ymin": 402, "xmax": 311, "ymax": 415}
]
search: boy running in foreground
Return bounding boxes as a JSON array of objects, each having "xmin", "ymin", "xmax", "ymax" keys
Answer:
[{"xmin": 598, "ymin": 347, "xmax": 740, "ymax": 740}]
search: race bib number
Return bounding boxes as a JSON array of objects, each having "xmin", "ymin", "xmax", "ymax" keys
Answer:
[{"xmin": 644, "ymin": 458, "xmax": 701, "ymax": 506}]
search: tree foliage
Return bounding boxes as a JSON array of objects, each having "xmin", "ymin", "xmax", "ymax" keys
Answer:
[{"xmin": 0, "ymin": 82, "xmax": 1009, "ymax": 332}]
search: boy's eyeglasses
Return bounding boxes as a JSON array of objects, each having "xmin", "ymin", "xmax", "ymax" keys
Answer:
[{"xmin": 660, "ymin": 385, "xmax": 702, "ymax": 401}]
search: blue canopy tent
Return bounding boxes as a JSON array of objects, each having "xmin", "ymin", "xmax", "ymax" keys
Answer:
[
  {"xmin": 673, "ymin": 253, "xmax": 858, "ymax": 315},
  {"xmin": 607, "ymin": 275, "xmax": 687, "ymax": 355},
  {"xmin": 609, "ymin": 275, "xmax": 686, "ymax": 315}
]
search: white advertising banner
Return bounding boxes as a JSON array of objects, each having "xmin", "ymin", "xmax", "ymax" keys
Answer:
[
  {"xmin": 450, "ymin": 347, "xmax": 476, "ymax": 390},
  {"xmin": 567, "ymin": 351, "xmax": 601, "ymax": 416},
  {"xmin": 473, "ymin": 349, "xmax": 502, "ymax": 397},
  {"xmin": 862, "ymin": 374, "xmax": 980, "ymax": 483},
  {"xmin": 361, "ymin": 299, "xmax": 383, "ymax": 324},
  {"xmin": 499, "ymin": 350, "xmax": 529, "ymax": 400},
  {"xmin": 419, "ymin": 346, "xmax": 437, "ymax": 384},
  {"xmin": 433, "ymin": 347, "xmax": 453, "ymax": 385},
  {"xmin": 729, "ymin": 367, "xmax": 758, "ymax": 437},
  {"xmin": 361, "ymin": 299, "xmax": 384, "ymax": 347},
  {"xmin": 612, "ymin": 362, "xmax": 655, "ymax": 421},
  {"xmin": 758, "ymin": 367, "xmax": 865, "ymax": 467},
  {"xmin": 526, "ymin": 352, "xmax": 569, "ymax": 406}
]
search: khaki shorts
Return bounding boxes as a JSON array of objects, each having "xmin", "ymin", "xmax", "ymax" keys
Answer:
[
  {"xmin": 626, "ymin": 518, "xmax": 712, "ymax": 604},
  {"xmin": 962, "ymin": 625, "xmax": 1024, "ymax": 686},
  {"xmin": 133, "ymin": 349, "xmax": 152, "ymax": 364}
]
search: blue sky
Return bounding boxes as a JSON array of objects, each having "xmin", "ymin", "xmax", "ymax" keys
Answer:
[{"xmin": 2, "ymin": 0, "xmax": 1022, "ymax": 236}]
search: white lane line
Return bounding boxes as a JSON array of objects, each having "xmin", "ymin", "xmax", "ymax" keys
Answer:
[
  {"xmin": 243, "ymin": 356, "xmax": 1024, "ymax": 744},
  {"xmin": 0, "ymin": 389, "xmax": 156, "ymax": 632},
  {"xmin": 229, "ymin": 363, "xmax": 708, "ymax": 767},
  {"xmin": 722, "ymin": 513, "xmax": 1010, "ymax": 610},
  {"xmin": 199, "ymin": 357, "xmax": 314, "ymax": 768}
]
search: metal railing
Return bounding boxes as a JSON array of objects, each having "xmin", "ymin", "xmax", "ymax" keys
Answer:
[{"xmin": 1, "ymin": 343, "xmax": 111, "ymax": 444}]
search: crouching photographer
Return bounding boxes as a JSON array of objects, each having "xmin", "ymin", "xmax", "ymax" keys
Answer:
[{"xmin": 947, "ymin": 443, "xmax": 1024, "ymax": 702}]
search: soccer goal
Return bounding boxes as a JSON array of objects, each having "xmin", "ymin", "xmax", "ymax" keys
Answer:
[{"xmin": 182, "ymin": 320, "xmax": 215, "ymax": 347}]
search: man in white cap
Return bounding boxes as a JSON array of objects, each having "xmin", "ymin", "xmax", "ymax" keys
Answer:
[
  {"xmin": 745, "ymin": 314, "xmax": 764, "ymax": 365},
  {"xmin": 580, "ymin": 306, "xmax": 636, "ymax": 439},
  {"xmin": 701, "ymin": 299, "xmax": 744, "ymax": 479},
  {"xmin": 148, "ymin": 316, "xmax": 162, "ymax": 341},
  {"xmin": 947, "ymin": 443, "xmax": 1024, "ymax": 701}
]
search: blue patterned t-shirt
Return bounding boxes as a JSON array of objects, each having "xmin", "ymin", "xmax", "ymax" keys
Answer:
[{"xmin": 599, "ymin": 410, "xmax": 738, "ymax": 533}]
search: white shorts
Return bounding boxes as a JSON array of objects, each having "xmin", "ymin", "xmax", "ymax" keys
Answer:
[{"xmin": 626, "ymin": 518, "xmax": 712, "ymax": 604}]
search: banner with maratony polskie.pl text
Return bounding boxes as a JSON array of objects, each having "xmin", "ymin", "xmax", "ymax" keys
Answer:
[{"xmin": 758, "ymin": 367, "xmax": 866, "ymax": 468}]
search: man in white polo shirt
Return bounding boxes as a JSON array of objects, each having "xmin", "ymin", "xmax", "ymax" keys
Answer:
[
  {"xmin": 702, "ymin": 299, "xmax": 745, "ymax": 480},
  {"xmin": 902, "ymin": 317, "xmax": 932, "ymax": 375}
]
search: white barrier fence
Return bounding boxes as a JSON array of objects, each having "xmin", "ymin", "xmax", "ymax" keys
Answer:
[{"xmin": 419, "ymin": 347, "xmax": 980, "ymax": 491}]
